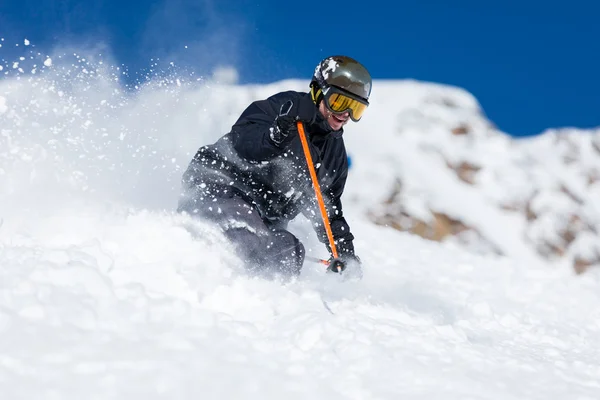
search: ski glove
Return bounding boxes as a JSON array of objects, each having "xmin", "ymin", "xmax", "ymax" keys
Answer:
[
  {"xmin": 327, "ymin": 258, "xmax": 346, "ymax": 273},
  {"xmin": 270, "ymin": 97, "xmax": 317, "ymax": 147},
  {"xmin": 326, "ymin": 253, "xmax": 361, "ymax": 274}
]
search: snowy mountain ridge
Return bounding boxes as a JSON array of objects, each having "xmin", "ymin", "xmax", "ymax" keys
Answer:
[{"xmin": 341, "ymin": 79, "xmax": 600, "ymax": 273}]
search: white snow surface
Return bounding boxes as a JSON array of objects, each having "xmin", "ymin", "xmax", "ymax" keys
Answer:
[{"xmin": 1, "ymin": 50, "xmax": 600, "ymax": 399}]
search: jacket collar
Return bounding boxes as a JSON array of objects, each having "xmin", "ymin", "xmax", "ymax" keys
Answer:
[{"xmin": 308, "ymin": 103, "xmax": 344, "ymax": 139}]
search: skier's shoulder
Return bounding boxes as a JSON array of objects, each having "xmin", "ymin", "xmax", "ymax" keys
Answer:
[
  {"xmin": 265, "ymin": 90, "xmax": 308, "ymax": 106},
  {"xmin": 241, "ymin": 90, "xmax": 306, "ymax": 118}
]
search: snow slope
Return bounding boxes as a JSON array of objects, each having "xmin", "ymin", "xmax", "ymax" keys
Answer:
[{"xmin": 1, "ymin": 46, "xmax": 600, "ymax": 399}]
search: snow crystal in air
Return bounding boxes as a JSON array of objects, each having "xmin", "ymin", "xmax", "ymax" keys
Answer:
[
  {"xmin": 212, "ymin": 66, "xmax": 239, "ymax": 84},
  {"xmin": 44, "ymin": 57, "xmax": 52, "ymax": 67}
]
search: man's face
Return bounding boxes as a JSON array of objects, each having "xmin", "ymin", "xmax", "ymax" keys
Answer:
[{"xmin": 318, "ymin": 100, "xmax": 350, "ymax": 131}]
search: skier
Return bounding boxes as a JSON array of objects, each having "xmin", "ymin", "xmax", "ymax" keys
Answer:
[{"xmin": 177, "ymin": 55, "xmax": 371, "ymax": 277}]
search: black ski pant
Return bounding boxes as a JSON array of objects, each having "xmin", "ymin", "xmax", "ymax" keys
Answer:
[{"xmin": 177, "ymin": 190, "xmax": 305, "ymax": 277}]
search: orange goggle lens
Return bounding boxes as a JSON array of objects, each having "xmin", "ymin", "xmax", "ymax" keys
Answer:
[{"xmin": 326, "ymin": 92, "xmax": 369, "ymax": 122}]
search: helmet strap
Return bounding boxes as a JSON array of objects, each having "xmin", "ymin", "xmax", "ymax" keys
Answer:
[{"xmin": 310, "ymin": 80, "xmax": 324, "ymax": 105}]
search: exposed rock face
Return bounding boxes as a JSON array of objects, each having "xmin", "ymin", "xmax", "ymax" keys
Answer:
[{"xmin": 368, "ymin": 177, "xmax": 503, "ymax": 257}]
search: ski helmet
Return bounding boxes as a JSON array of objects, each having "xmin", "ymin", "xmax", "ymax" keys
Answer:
[{"xmin": 310, "ymin": 55, "xmax": 372, "ymax": 103}]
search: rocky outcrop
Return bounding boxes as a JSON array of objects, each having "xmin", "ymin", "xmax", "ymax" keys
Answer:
[{"xmin": 366, "ymin": 124, "xmax": 600, "ymax": 274}]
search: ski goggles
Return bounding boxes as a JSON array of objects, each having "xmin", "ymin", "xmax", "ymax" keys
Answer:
[{"xmin": 322, "ymin": 86, "xmax": 369, "ymax": 122}]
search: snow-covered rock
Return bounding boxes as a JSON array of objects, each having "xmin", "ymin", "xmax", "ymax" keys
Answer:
[{"xmin": 342, "ymin": 81, "xmax": 600, "ymax": 274}]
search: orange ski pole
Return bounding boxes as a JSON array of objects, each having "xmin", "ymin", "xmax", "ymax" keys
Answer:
[
  {"xmin": 296, "ymin": 120, "xmax": 339, "ymax": 261},
  {"xmin": 305, "ymin": 256, "xmax": 330, "ymax": 266}
]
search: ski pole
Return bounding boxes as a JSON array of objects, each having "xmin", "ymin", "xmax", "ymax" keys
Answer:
[
  {"xmin": 305, "ymin": 255, "xmax": 330, "ymax": 266},
  {"xmin": 296, "ymin": 121, "xmax": 339, "ymax": 263}
]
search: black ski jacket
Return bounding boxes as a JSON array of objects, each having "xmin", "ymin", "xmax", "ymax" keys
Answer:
[{"xmin": 180, "ymin": 90, "xmax": 355, "ymax": 256}]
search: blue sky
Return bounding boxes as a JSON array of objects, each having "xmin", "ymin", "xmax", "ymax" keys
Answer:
[{"xmin": 0, "ymin": 0, "xmax": 598, "ymax": 136}]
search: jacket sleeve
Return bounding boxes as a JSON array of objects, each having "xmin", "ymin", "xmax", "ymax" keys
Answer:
[{"xmin": 228, "ymin": 92, "xmax": 298, "ymax": 162}]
